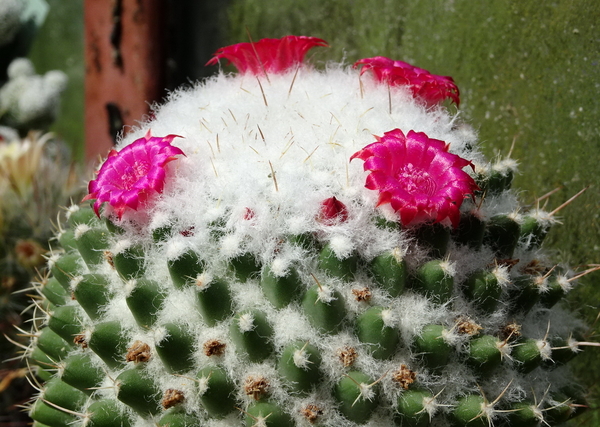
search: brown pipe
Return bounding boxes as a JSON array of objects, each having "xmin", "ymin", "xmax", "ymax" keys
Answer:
[{"xmin": 84, "ymin": 0, "xmax": 166, "ymax": 163}]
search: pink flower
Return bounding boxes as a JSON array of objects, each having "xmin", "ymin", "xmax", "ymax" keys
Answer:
[
  {"xmin": 206, "ymin": 35, "xmax": 328, "ymax": 74},
  {"xmin": 83, "ymin": 131, "xmax": 184, "ymax": 219},
  {"xmin": 353, "ymin": 57, "xmax": 460, "ymax": 107},
  {"xmin": 351, "ymin": 129, "xmax": 477, "ymax": 227},
  {"xmin": 317, "ymin": 197, "xmax": 349, "ymax": 225}
]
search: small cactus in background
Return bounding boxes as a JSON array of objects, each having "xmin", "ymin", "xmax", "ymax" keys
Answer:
[
  {"xmin": 25, "ymin": 36, "xmax": 596, "ymax": 427},
  {"xmin": 0, "ymin": 57, "xmax": 68, "ymax": 134},
  {"xmin": 0, "ymin": 0, "xmax": 66, "ymax": 136}
]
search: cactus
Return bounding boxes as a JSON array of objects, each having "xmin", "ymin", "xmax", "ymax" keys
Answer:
[
  {"xmin": 0, "ymin": 58, "xmax": 68, "ymax": 133},
  {"xmin": 25, "ymin": 36, "xmax": 595, "ymax": 426}
]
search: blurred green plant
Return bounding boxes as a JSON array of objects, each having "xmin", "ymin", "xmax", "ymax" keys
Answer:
[
  {"xmin": 226, "ymin": 0, "xmax": 600, "ymax": 424},
  {"xmin": 0, "ymin": 1, "xmax": 83, "ymax": 423},
  {"xmin": 0, "ymin": 131, "xmax": 83, "ymax": 424},
  {"xmin": 27, "ymin": 0, "xmax": 84, "ymax": 161}
]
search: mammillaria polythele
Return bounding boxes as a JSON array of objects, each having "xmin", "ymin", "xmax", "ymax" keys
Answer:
[{"xmin": 27, "ymin": 35, "xmax": 594, "ymax": 427}]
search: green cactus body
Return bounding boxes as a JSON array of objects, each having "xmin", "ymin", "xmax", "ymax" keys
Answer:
[
  {"xmin": 230, "ymin": 309, "xmax": 275, "ymax": 362},
  {"xmin": 197, "ymin": 366, "xmax": 237, "ymax": 417},
  {"xmin": 449, "ymin": 394, "xmax": 489, "ymax": 427},
  {"xmin": 24, "ymin": 39, "xmax": 593, "ymax": 427},
  {"xmin": 395, "ymin": 389, "xmax": 436, "ymax": 427},
  {"xmin": 72, "ymin": 274, "xmax": 114, "ymax": 320},
  {"xmin": 277, "ymin": 341, "xmax": 322, "ymax": 394},
  {"xmin": 125, "ymin": 278, "xmax": 167, "ymax": 328},
  {"xmin": 113, "ymin": 243, "xmax": 146, "ymax": 280},
  {"xmin": 30, "ymin": 399, "xmax": 77, "ymax": 426},
  {"xmin": 260, "ymin": 264, "xmax": 304, "ymax": 308},
  {"xmin": 50, "ymin": 252, "xmax": 83, "ymax": 289},
  {"xmin": 60, "ymin": 353, "xmax": 105, "ymax": 394},
  {"xmin": 317, "ymin": 243, "xmax": 359, "ymax": 281},
  {"xmin": 512, "ymin": 338, "xmax": 550, "ymax": 373},
  {"xmin": 334, "ymin": 371, "xmax": 379, "ymax": 424},
  {"xmin": 504, "ymin": 401, "xmax": 543, "ymax": 427},
  {"xmin": 413, "ymin": 222, "xmax": 451, "ymax": 258},
  {"xmin": 86, "ymin": 399, "xmax": 133, "ymax": 427},
  {"xmin": 356, "ymin": 306, "xmax": 399, "ymax": 359},
  {"xmin": 301, "ymin": 283, "xmax": 346, "ymax": 334},
  {"xmin": 483, "ymin": 214, "xmax": 521, "ymax": 258},
  {"xmin": 158, "ymin": 408, "xmax": 200, "ymax": 427},
  {"xmin": 466, "ymin": 335, "xmax": 506, "ymax": 376},
  {"xmin": 412, "ymin": 324, "xmax": 453, "ymax": 372},
  {"xmin": 167, "ymin": 248, "xmax": 206, "ymax": 288},
  {"xmin": 35, "ymin": 327, "xmax": 74, "ymax": 361},
  {"xmin": 116, "ymin": 368, "xmax": 162, "ymax": 416},
  {"xmin": 463, "ymin": 269, "xmax": 503, "ymax": 314},
  {"xmin": 154, "ymin": 323, "xmax": 196, "ymax": 373},
  {"xmin": 245, "ymin": 401, "xmax": 294, "ymax": 427},
  {"xmin": 42, "ymin": 377, "xmax": 88, "ymax": 412},
  {"xmin": 195, "ymin": 276, "xmax": 233, "ymax": 325},
  {"xmin": 41, "ymin": 277, "xmax": 70, "ymax": 306},
  {"xmin": 412, "ymin": 260, "xmax": 455, "ymax": 304},
  {"xmin": 229, "ymin": 252, "xmax": 262, "ymax": 282},
  {"xmin": 48, "ymin": 305, "xmax": 82, "ymax": 342},
  {"xmin": 88, "ymin": 321, "xmax": 129, "ymax": 369},
  {"xmin": 369, "ymin": 248, "xmax": 407, "ymax": 297},
  {"xmin": 452, "ymin": 211, "xmax": 485, "ymax": 249},
  {"xmin": 75, "ymin": 226, "xmax": 111, "ymax": 267}
]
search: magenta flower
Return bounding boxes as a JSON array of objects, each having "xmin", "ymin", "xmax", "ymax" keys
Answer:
[
  {"xmin": 83, "ymin": 131, "xmax": 184, "ymax": 219},
  {"xmin": 206, "ymin": 35, "xmax": 328, "ymax": 74},
  {"xmin": 354, "ymin": 57, "xmax": 460, "ymax": 107},
  {"xmin": 351, "ymin": 129, "xmax": 477, "ymax": 228}
]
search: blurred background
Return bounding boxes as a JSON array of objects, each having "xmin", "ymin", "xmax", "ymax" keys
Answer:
[{"xmin": 1, "ymin": 0, "xmax": 598, "ymax": 425}]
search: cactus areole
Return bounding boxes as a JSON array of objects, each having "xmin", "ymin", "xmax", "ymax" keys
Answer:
[{"xmin": 30, "ymin": 36, "xmax": 591, "ymax": 427}]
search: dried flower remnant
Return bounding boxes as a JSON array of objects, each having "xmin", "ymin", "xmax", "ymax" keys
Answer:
[
  {"xmin": 244, "ymin": 375, "xmax": 270, "ymax": 400},
  {"xmin": 354, "ymin": 56, "xmax": 460, "ymax": 106},
  {"xmin": 492, "ymin": 258, "xmax": 520, "ymax": 271},
  {"xmin": 392, "ymin": 364, "xmax": 417, "ymax": 390},
  {"xmin": 126, "ymin": 341, "xmax": 152, "ymax": 363},
  {"xmin": 337, "ymin": 346, "xmax": 358, "ymax": 367},
  {"xmin": 161, "ymin": 389, "xmax": 185, "ymax": 409},
  {"xmin": 83, "ymin": 131, "xmax": 184, "ymax": 219},
  {"xmin": 499, "ymin": 323, "xmax": 522, "ymax": 341},
  {"xmin": 522, "ymin": 259, "xmax": 548, "ymax": 276},
  {"xmin": 103, "ymin": 250, "xmax": 115, "ymax": 268},
  {"xmin": 455, "ymin": 316, "xmax": 483, "ymax": 336},
  {"xmin": 351, "ymin": 129, "xmax": 478, "ymax": 227},
  {"xmin": 301, "ymin": 404, "xmax": 324, "ymax": 424},
  {"xmin": 203, "ymin": 339, "xmax": 226, "ymax": 357},
  {"xmin": 73, "ymin": 334, "xmax": 88, "ymax": 349},
  {"xmin": 352, "ymin": 287, "xmax": 372, "ymax": 302},
  {"xmin": 206, "ymin": 35, "xmax": 328, "ymax": 74}
]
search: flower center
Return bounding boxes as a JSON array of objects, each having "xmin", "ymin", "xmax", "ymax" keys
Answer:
[
  {"xmin": 397, "ymin": 163, "xmax": 437, "ymax": 195},
  {"xmin": 121, "ymin": 161, "xmax": 150, "ymax": 189}
]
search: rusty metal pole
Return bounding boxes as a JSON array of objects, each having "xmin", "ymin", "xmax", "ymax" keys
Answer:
[{"xmin": 84, "ymin": 0, "xmax": 166, "ymax": 163}]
